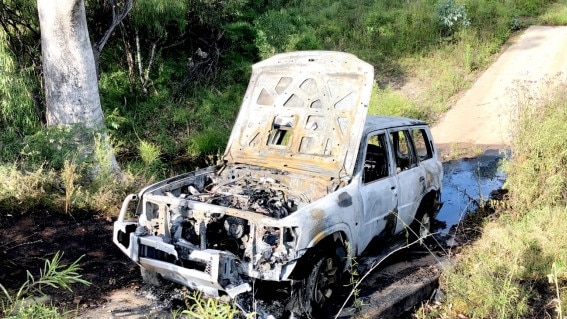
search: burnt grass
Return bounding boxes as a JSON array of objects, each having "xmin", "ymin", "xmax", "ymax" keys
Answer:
[
  {"xmin": 0, "ymin": 206, "xmax": 140, "ymax": 309},
  {"xmin": 0, "ymin": 203, "xmax": 483, "ymax": 318},
  {"xmin": 1, "ymin": 191, "xmax": 555, "ymax": 319}
]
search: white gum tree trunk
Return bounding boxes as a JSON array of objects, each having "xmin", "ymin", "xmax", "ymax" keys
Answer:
[
  {"xmin": 37, "ymin": 0, "xmax": 119, "ymax": 172},
  {"xmin": 37, "ymin": 0, "xmax": 103, "ymax": 127}
]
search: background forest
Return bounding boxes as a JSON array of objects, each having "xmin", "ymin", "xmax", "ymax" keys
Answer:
[
  {"xmin": 1, "ymin": 0, "xmax": 567, "ymax": 318},
  {"xmin": 2, "ymin": 0, "xmax": 557, "ymax": 191}
]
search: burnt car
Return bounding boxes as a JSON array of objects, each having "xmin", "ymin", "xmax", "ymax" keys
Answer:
[{"xmin": 113, "ymin": 51, "xmax": 442, "ymax": 317}]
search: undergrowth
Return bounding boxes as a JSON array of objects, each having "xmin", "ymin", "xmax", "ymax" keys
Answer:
[
  {"xmin": 0, "ymin": 252, "xmax": 90, "ymax": 319},
  {"xmin": 1, "ymin": 0, "xmax": 565, "ymax": 317},
  {"xmin": 419, "ymin": 77, "xmax": 567, "ymax": 319}
]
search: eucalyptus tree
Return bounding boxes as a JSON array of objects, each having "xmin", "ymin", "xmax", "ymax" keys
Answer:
[{"xmin": 37, "ymin": 0, "xmax": 118, "ymax": 170}]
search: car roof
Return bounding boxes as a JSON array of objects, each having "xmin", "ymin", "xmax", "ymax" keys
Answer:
[{"xmin": 363, "ymin": 115, "xmax": 427, "ymax": 134}]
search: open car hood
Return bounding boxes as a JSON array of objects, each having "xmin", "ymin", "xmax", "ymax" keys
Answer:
[{"xmin": 223, "ymin": 51, "xmax": 374, "ymax": 179}]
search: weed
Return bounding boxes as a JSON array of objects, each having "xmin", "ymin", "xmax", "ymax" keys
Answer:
[
  {"xmin": 181, "ymin": 291, "xmax": 254, "ymax": 319},
  {"xmin": 138, "ymin": 140, "xmax": 162, "ymax": 173},
  {"xmin": 343, "ymin": 242, "xmax": 366, "ymax": 312},
  {"xmin": 61, "ymin": 158, "xmax": 81, "ymax": 216},
  {"xmin": 0, "ymin": 252, "xmax": 90, "ymax": 318}
]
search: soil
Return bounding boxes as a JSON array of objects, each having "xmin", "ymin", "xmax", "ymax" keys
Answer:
[{"xmin": 0, "ymin": 209, "xmax": 139, "ymax": 312}]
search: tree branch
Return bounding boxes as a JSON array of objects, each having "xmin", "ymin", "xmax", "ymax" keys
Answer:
[{"xmin": 92, "ymin": 0, "xmax": 132, "ymax": 55}]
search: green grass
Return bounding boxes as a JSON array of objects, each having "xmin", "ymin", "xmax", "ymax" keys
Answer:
[
  {"xmin": 0, "ymin": 252, "xmax": 90, "ymax": 319},
  {"xmin": 422, "ymin": 77, "xmax": 567, "ymax": 319},
  {"xmin": 539, "ymin": 0, "xmax": 567, "ymax": 24}
]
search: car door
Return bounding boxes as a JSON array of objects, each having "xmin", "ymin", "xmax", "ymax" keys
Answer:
[
  {"xmin": 357, "ymin": 132, "xmax": 399, "ymax": 252},
  {"xmin": 388, "ymin": 128, "xmax": 426, "ymax": 234}
]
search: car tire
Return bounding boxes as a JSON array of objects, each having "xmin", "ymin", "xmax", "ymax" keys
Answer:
[
  {"xmin": 306, "ymin": 255, "xmax": 341, "ymax": 318},
  {"xmin": 289, "ymin": 253, "xmax": 343, "ymax": 318},
  {"xmin": 409, "ymin": 208, "xmax": 432, "ymax": 247},
  {"xmin": 140, "ymin": 266, "xmax": 164, "ymax": 286}
]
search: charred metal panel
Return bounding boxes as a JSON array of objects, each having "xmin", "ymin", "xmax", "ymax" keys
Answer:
[{"xmin": 224, "ymin": 51, "xmax": 374, "ymax": 179}]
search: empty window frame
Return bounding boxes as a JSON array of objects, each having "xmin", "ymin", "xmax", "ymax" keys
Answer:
[
  {"xmin": 363, "ymin": 134, "xmax": 390, "ymax": 183},
  {"xmin": 411, "ymin": 128, "xmax": 433, "ymax": 161},
  {"xmin": 389, "ymin": 130, "xmax": 417, "ymax": 172}
]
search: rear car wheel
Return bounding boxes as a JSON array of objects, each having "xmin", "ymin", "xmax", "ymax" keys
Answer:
[{"xmin": 409, "ymin": 209, "xmax": 432, "ymax": 247}]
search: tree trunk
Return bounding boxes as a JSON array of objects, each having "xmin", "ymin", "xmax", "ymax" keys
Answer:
[
  {"xmin": 37, "ymin": 0, "xmax": 118, "ymax": 171},
  {"xmin": 37, "ymin": 0, "xmax": 104, "ymax": 127}
]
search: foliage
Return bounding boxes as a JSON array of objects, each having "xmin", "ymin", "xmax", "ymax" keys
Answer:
[
  {"xmin": 424, "ymin": 77, "xmax": 567, "ymax": 319},
  {"xmin": 435, "ymin": 0, "xmax": 470, "ymax": 38},
  {"xmin": 181, "ymin": 291, "xmax": 253, "ymax": 319},
  {"xmin": 130, "ymin": 0, "xmax": 189, "ymax": 35},
  {"xmin": 0, "ymin": 0, "xmax": 562, "ymax": 217},
  {"xmin": 369, "ymin": 86, "xmax": 433, "ymax": 122},
  {"xmin": 0, "ymin": 252, "xmax": 90, "ymax": 318},
  {"xmin": 0, "ymin": 29, "xmax": 39, "ymax": 138},
  {"xmin": 0, "ymin": 124, "xmax": 142, "ymax": 216},
  {"xmin": 20, "ymin": 125, "xmax": 94, "ymax": 171},
  {"xmin": 539, "ymin": 0, "xmax": 567, "ymax": 25},
  {"xmin": 0, "ymin": 164, "xmax": 57, "ymax": 214}
]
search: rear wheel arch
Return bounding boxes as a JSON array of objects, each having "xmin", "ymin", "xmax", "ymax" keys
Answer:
[{"xmin": 409, "ymin": 190, "xmax": 441, "ymax": 245}]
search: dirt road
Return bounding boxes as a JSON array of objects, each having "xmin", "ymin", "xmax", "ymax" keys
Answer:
[{"xmin": 431, "ymin": 26, "xmax": 567, "ymax": 148}]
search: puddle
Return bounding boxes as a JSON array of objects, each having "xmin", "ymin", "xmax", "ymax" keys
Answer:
[{"xmin": 436, "ymin": 149, "xmax": 508, "ymax": 232}]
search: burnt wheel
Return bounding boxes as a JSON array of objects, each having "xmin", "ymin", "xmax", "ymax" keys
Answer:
[
  {"xmin": 409, "ymin": 209, "xmax": 432, "ymax": 247},
  {"xmin": 292, "ymin": 254, "xmax": 342, "ymax": 318}
]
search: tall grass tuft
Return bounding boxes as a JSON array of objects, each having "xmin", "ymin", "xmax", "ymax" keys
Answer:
[
  {"xmin": 0, "ymin": 252, "xmax": 90, "ymax": 319},
  {"xmin": 181, "ymin": 291, "xmax": 254, "ymax": 319}
]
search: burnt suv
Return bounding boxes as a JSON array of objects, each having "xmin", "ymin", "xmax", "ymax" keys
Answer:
[{"xmin": 113, "ymin": 51, "xmax": 442, "ymax": 317}]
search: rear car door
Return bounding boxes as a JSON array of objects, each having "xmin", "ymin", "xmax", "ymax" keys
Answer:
[{"xmin": 388, "ymin": 128, "xmax": 426, "ymax": 233}]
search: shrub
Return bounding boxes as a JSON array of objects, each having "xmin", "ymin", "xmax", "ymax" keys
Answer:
[{"xmin": 435, "ymin": 0, "xmax": 470, "ymax": 38}]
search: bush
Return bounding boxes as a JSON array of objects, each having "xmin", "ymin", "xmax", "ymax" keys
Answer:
[{"xmin": 435, "ymin": 0, "xmax": 470, "ymax": 38}]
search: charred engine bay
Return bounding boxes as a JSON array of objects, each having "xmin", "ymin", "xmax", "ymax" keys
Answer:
[{"xmin": 139, "ymin": 164, "xmax": 333, "ymax": 261}]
